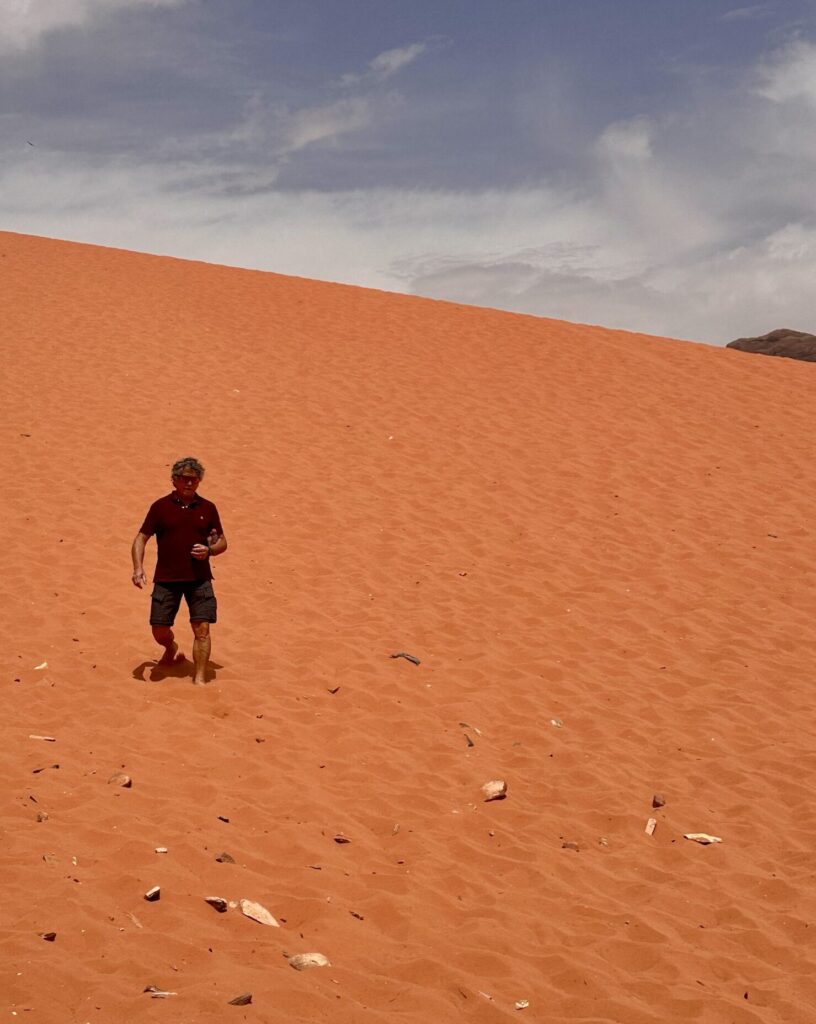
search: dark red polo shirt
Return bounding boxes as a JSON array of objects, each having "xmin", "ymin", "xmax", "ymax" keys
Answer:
[{"xmin": 139, "ymin": 493, "xmax": 223, "ymax": 583}]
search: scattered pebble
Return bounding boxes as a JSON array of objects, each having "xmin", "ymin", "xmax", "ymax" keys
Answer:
[
  {"xmin": 144, "ymin": 886, "xmax": 161, "ymax": 902},
  {"xmin": 515, "ymin": 999, "xmax": 530, "ymax": 1010},
  {"xmin": 215, "ymin": 851, "xmax": 235, "ymax": 863},
  {"xmin": 144, "ymin": 986, "xmax": 177, "ymax": 998},
  {"xmin": 334, "ymin": 834, "xmax": 352, "ymax": 844},
  {"xmin": 598, "ymin": 837, "xmax": 609, "ymax": 847},
  {"xmin": 34, "ymin": 662, "xmax": 48, "ymax": 670},
  {"xmin": 37, "ymin": 811, "xmax": 49, "ymax": 823},
  {"xmin": 288, "ymin": 952, "xmax": 330, "ymax": 970},
  {"xmin": 562, "ymin": 841, "xmax": 580, "ymax": 852},
  {"xmin": 239, "ymin": 898, "xmax": 279, "ymax": 927},
  {"xmin": 481, "ymin": 779, "xmax": 507, "ymax": 802},
  {"xmin": 108, "ymin": 772, "xmax": 132, "ymax": 788},
  {"xmin": 390, "ymin": 652, "xmax": 421, "ymax": 665},
  {"xmin": 29, "ymin": 735, "xmax": 56, "ymax": 742},
  {"xmin": 218, "ymin": 815, "xmax": 230, "ymax": 823},
  {"xmin": 39, "ymin": 932, "xmax": 56, "ymax": 941},
  {"xmin": 228, "ymin": 993, "xmax": 253, "ymax": 1005},
  {"xmin": 32, "ymin": 764, "xmax": 59, "ymax": 774},
  {"xmin": 155, "ymin": 847, "xmax": 168, "ymax": 854},
  {"xmin": 652, "ymin": 793, "xmax": 666, "ymax": 808},
  {"xmin": 645, "ymin": 818, "xmax": 657, "ymax": 836},
  {"xmin": 550, "ymin": 718, "xmax": 564, "ymax": 728},
  {"xmin": 464, "ymin": 734, "xmax": 475, "ymax": 748},
  {"xmin": 204, "ymin": 896, "xmax": 228, "ymax": 913},
  {"xmin": 684, "ymin": 833, "xmax": 722, "ymax": 845}
]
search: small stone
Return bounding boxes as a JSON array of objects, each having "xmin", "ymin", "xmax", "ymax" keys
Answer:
[
  {"xmin": 40, "ymin": 931, "xmax": 57, "ymax": 941},
  {"xmin": 108, "ymin": 772, "xmax": 132, "ymax": 788},
  {"xmin": 481, "ymin": 780, "xmax": 507, "ymax": 802},
  {"xmin": 29, "ymin": 735, "xmax": 56, "ymax": 742},
  {"xmin": 144, "ymin": 986, "xmax": 177, "ymax": 998},
  {"xmin": 598, "ymin": 837, "xmax": 609, "ymax": 847},
  {"xmin": 288, "ymin": 952, "xmax": 330, "ymax": 970},
  {"xmin": 217, "ymin": 815, "xmax": 230, "ymax": 823},
  {"xmin": 144, "ymin": 886, "xmax": 161, "ymax": 902},
  {"xmin": 333, "ymin": 834, "xmax": 351, "ymax": 844},
  {"xmin": 562, "ymin": 841, "xmax": 580, "ymax": 852},
  {"xmin": 215, "ymin": 851, "xmax": 235, "ymax": 863},
  {"xmin": 37, "ymin": 811, "xmax": 49, "ymax": 822},
  {"xmin": 204, "ymin": 896, "xmax": 229, "ymax": 913},
  {"xmin": 239, "ymin": 898, "xmax": 279, "ymax": 927},
  {"xmin": 550, "ymin": 718, "xmax": 564, "ymax": 728},
  {"xmin": 645, "ymin": 818, "xmax": 657, "ymax": 836},
  {"xmin": 652, "ymin": 793, "xmax": 666, "ymax": 808},
  {"xmin": 154, "ymin": 847, "xmax": 168, "ymax": 854},
  {"xmin": 515, "ymin": 999, "xmax": 530, "ymax": 1010},
  {"xmin": 228, "ymin": 993, "xmax": 252, "ymax": 1005},
  {"xmin": 684, "ymin": 833, "xmax": 722, "ymax": 845}
]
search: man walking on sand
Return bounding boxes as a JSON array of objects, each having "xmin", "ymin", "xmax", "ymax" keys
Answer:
[{"xmin": 131, "ymin": 457, "xmax": 227, "ymax": 684}]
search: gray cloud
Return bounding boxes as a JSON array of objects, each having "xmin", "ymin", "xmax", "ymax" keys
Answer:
[{"xmin": 0, "ymin": 0, "xmax": 188, "ymax": 53}]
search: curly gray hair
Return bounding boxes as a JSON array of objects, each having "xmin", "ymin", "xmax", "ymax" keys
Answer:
[{"xmin": 171, "ymin": 456, "xmax": 205, "ymax": 479}]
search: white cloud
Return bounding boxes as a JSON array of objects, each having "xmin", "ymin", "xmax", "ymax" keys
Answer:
[
  {"xmin": 369, "ymin": 42, "xmax": 427, "ymax": 78},
  {"xmin": 339, "ymin": 41, "xmax": 428, "ymax": 86},
  {"xmin": 596, "ymin": 118, "xmax": 653, "ymax": 162},
  {"xmin": 720, "ymin": 4, "xmax": 774, "ymax": 21},
  {"xmin": 286, "ymin": 98, "xmax": 372, "ymax": 152},
  {"xmin": 756, "ymin": 38, "xmax": 816, "ymax": 104},
  {"xmin": 0, "ymin": 0, "xmax": 186, "ymax": 53}
]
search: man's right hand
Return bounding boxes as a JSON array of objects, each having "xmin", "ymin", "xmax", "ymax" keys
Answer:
[{"xmin": 132, "ymin": 570, "xmax": 147, "ymax": 588}]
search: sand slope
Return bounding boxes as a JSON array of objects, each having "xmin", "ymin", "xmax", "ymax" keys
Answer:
[{"xmin": 2, "ymin": 230, "xmax": 815, "ymax": 1022}]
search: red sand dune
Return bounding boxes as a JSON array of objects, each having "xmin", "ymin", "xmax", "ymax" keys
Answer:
[{"xmin": 2, "ymin": 230, "xmax": 816, "ymax": 1023}]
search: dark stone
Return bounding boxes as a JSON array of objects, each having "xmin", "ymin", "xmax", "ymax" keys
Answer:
[
  {"xmin": 215, "ymin": 852, "xmax": 235, "ymax": 863},
  {"xmin": 652, "ymin": 793, "xmax": 666, "ymax": 809},
  {"xmin": 727, "ymin": 328, "xmax": 816, "ymax": 362},
  {"xmin": 228, "ymin": 993, "xmax": 253, "ymax": 1005}
]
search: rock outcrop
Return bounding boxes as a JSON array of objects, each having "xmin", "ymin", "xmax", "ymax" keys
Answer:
[{"xmin": 727, "ymin": 328, "xmax": 816, "ymax": 362}]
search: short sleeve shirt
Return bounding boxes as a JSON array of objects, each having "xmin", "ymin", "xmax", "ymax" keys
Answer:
[{"xmin": 139, "ymin": 493, "xmax": 224, "ymax": 583}]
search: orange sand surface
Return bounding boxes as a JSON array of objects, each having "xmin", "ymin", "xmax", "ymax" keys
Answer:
[{"xmin": 2, "ymin": 230, "xmax": 816, "ymax": 1023}]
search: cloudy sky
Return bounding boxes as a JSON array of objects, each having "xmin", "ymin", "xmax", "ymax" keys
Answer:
[{"xmin": 3, "ymin": 0, "xmax": 816, "ymax": 342}]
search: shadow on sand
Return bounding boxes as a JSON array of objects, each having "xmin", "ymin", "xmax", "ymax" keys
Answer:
[{"xmin": 131, "ymin": 655, "xmax": 223, "ymax": 683}]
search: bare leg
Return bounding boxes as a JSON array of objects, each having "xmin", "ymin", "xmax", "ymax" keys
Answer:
[
  {"xmin": 191, "ymin": 621, "xmax": 211, "ymax": 684},
  {"xmin": 152, "ymin": 625, "xmax": 179, "ymax": 664}
]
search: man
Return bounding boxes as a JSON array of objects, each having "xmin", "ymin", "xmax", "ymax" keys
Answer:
[{"xmin": 131, "ymin": 457, "xmax": 227, "ymax": 684}]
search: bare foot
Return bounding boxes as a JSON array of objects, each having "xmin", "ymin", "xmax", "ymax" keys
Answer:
[
  {"xmin": 192, "ymin": 677, "xmax": 207, "ymax": 686},
  {"xmin": 157, "ymin": 641, "xmax": 180, "ymax": 666}
]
